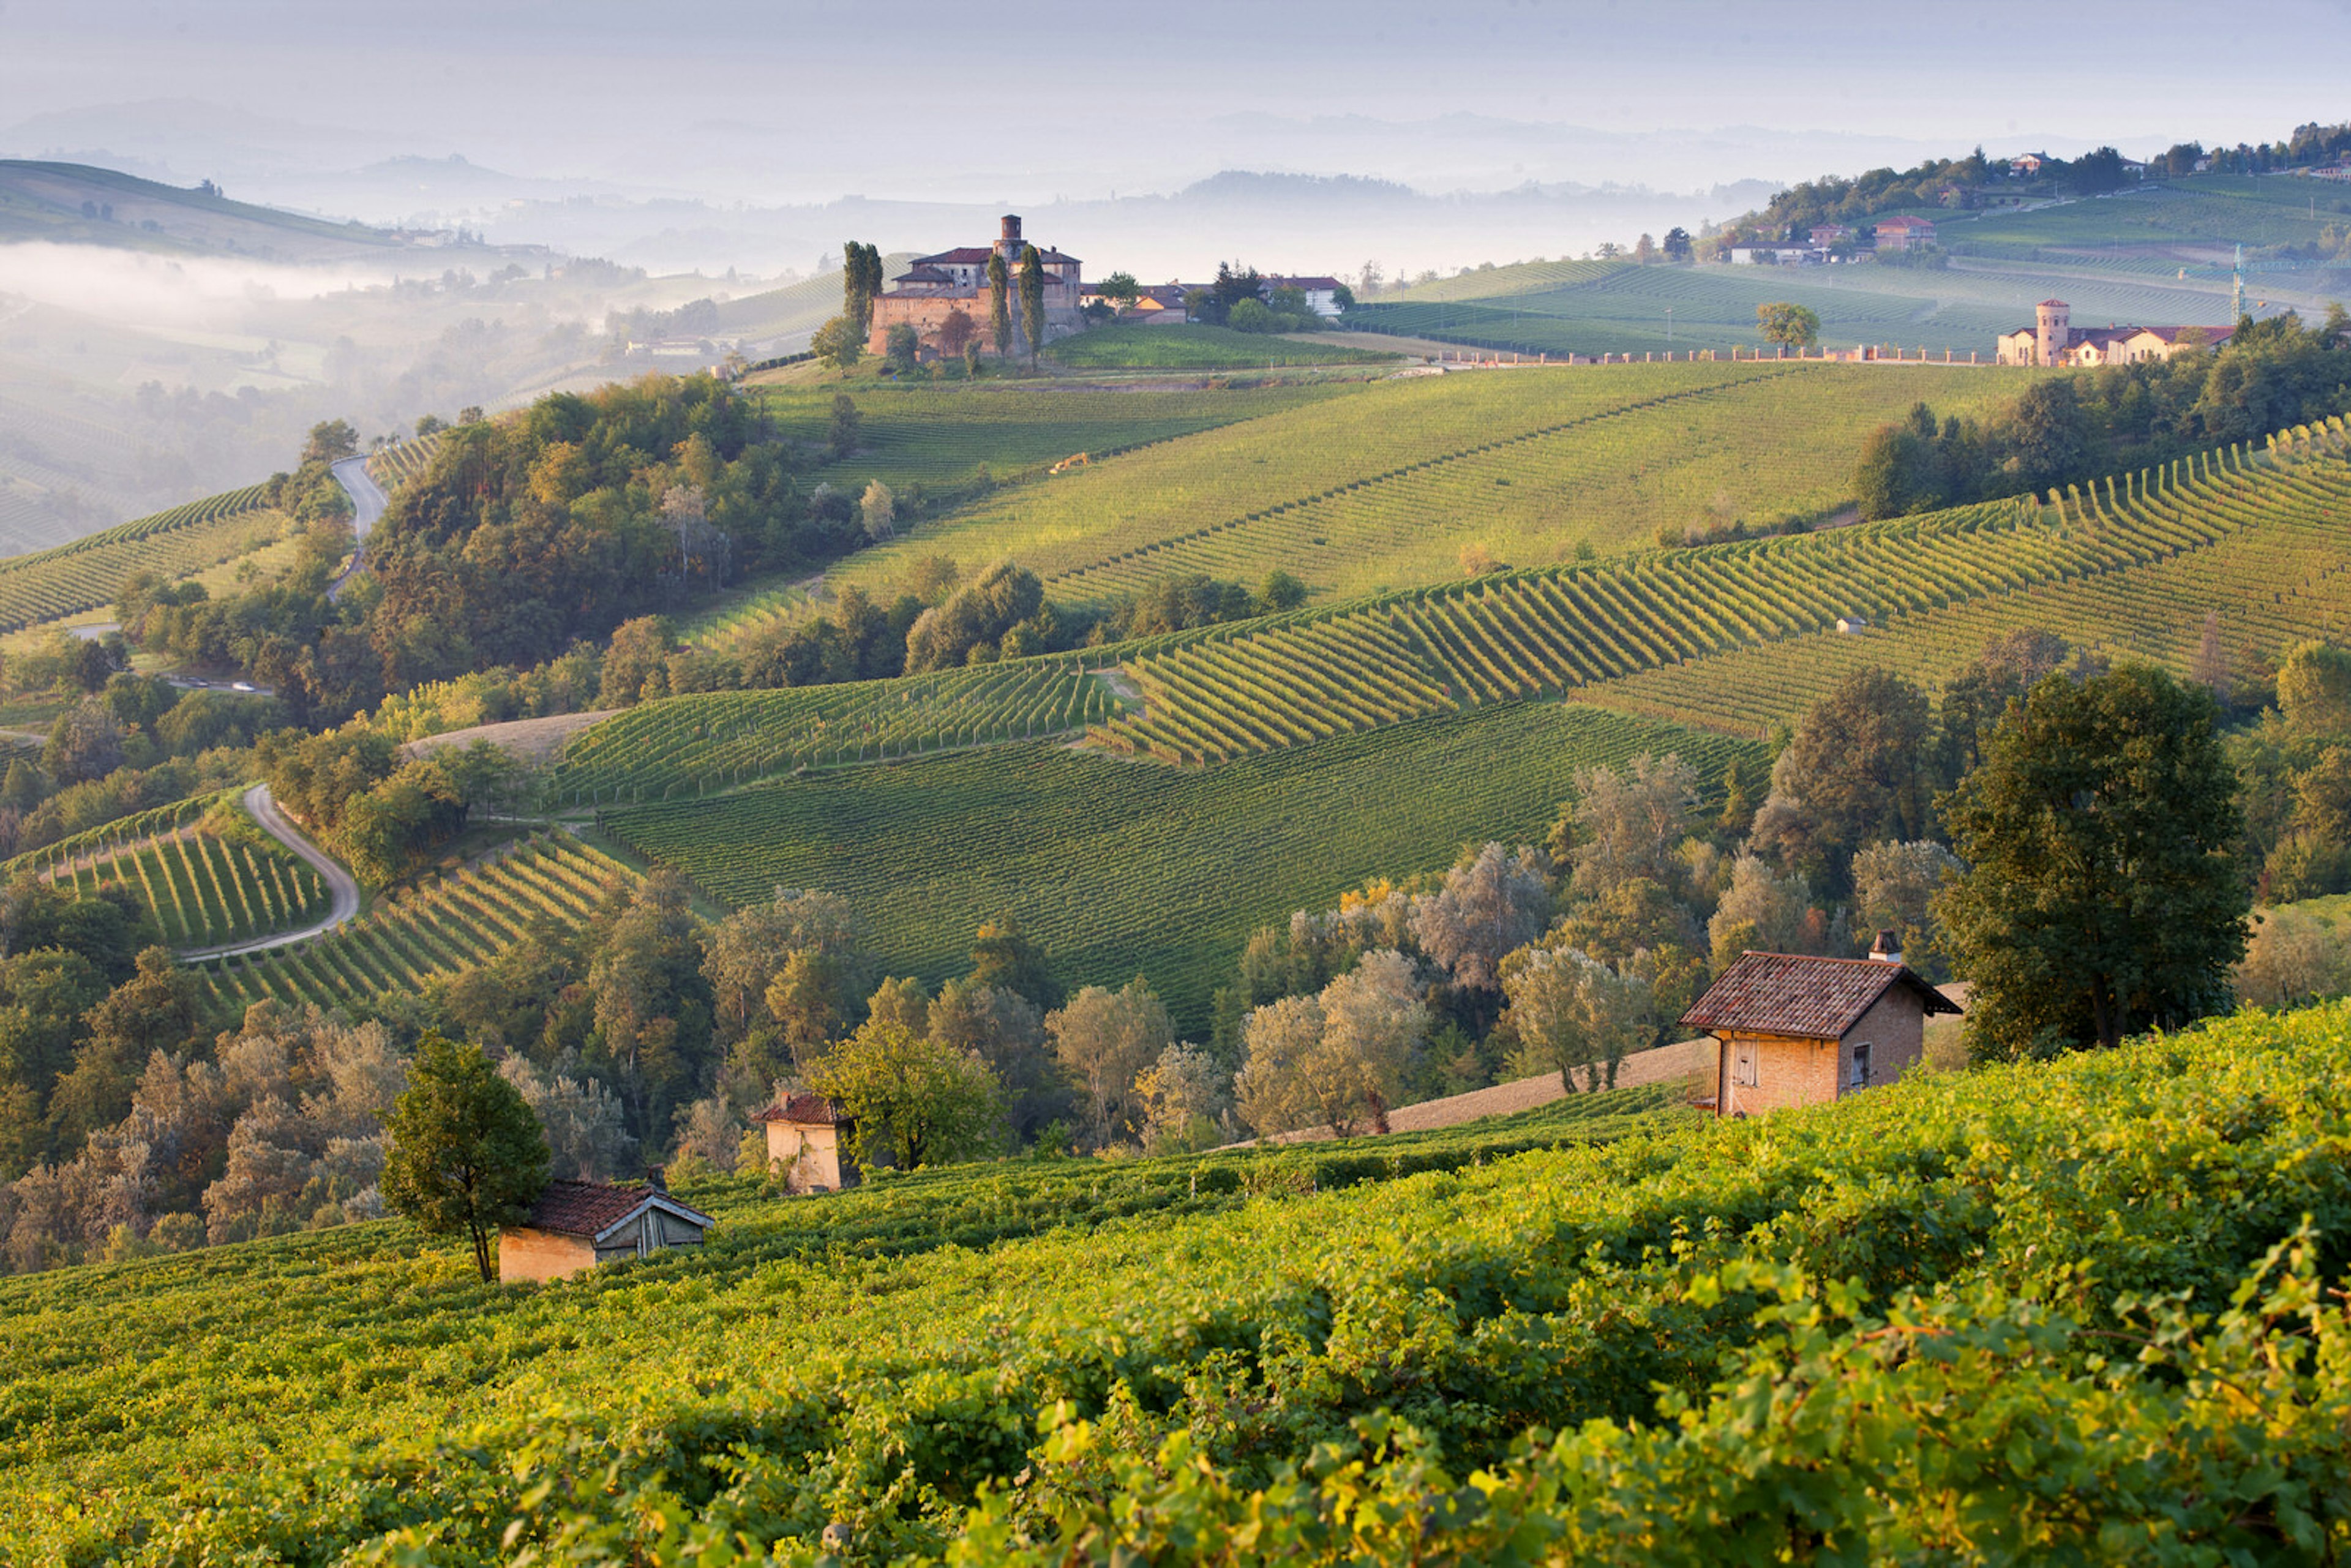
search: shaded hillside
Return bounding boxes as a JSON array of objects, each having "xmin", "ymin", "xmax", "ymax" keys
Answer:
[{"xmin": 0, "ymin": 160, "xmax": 409, "ymax": 261}]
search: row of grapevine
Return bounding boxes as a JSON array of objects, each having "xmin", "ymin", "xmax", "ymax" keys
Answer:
[
  {"xmin": 198, "ymin": 834, "xmax": 634, "ymax": 1011},
  {"xmin": 1093, "ymin": 437, "xmax": 2324, "ymax": 763},
  {"xmin": 606, "ymin": 705, "xmax": 1763, "ymax": 1027},
  {"xmin": 1582, "ymin": 426, "xmax": 2351, "ymax": 732},
  {"xmin": 364, "ymin": 432, "xmax": 443, "ymax": 489},
  {"xmin": 0, "ymin": 485, "xmax": 280, "ymax": 632},
  {"xmin": 1044, "ymin": 369, "xmax": 1805, "ymax": 596},
  {"xmin": 48, "ymin": 828, "xmax": 327, "ymax": 949},
  {"xmin": 550, "ymin": 658, "xmax": 1120, "ymax": 800},
  {"xmin": 819, "ymin": 361, "xmax": 1927, "ymax": 606},
  {"xmin": 6, "ymin": 792, "xmax": 227, "ymax": 877}
]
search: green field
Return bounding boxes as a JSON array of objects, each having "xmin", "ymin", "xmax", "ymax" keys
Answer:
[
  {"xmin": 7, "ymin": 1003, "xmax": 2347, "ymax": 1562},
  {"xmin": 47, "ymin": 823, "xmax": 327, "ymax": 949},
  {"xmin": 551, "ymin": 657, "xmax": 1123, "ymax": 800},
  {"xmin": 604, "ymin": 702, "xmax": 1761, "ymax": 1027},
  {"xmin": 200, "ymin": 834, "xmax": 634, "ymax": 1012},
  {"xmin": 819, "ymin": 362, "xmax": 2028, "ymax": 607},
  {"xmin": 1043, "ymin": 322, "xmax": 1398, "ymax": 369},
  {"xmin": 0, "ymin": 484, "xmax": 284, "ymax": 632},
  {"xmin": 752, "ymin": 380, "xmax": 1346, "ymax": 497},
  {"xmin": 1096, "ymin": 433, "xmax": 2317, "ymax": 757}
]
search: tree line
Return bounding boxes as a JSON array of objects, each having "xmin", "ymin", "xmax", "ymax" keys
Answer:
[{"xmin": 1854, "ymin": 308, "xmax": 2350, "ymax": 519}]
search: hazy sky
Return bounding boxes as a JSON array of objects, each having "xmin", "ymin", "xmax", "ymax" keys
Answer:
[{"xmin": 6, "ymin": 0, "xmax": 2348, "ymax": 205}]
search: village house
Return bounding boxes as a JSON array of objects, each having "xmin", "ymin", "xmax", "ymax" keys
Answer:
[
  {"xmin": 1681, "ymin": 937, "xmax": 1960, "ymax": 1118},
  {"xmin": 1995, "ymin": 299, "xmax": 2235, "ymax": 366},
  {"xmin": 498, "ymin": 1170, "xmax": 714, "ymax": 1283},
  {"xmin": 2010, "ymin": 153, "xmax": 2046, "ymax": 178},
  {"xmin": 1872, "ymin": 215, "xmax": 1938, "ymax": 252},
  {"xmin": 867, "ymin": 214, "xmax": 1082, "ymax": 355},
  {"xmin": 1261, "ymin": 274, "xmax": 1349, "ymax": 317},
  {"xmin": 756, "ymin": 1091, "xmax": 859, "ymax": 1193},
  {"xmin": 1080, "ymin": 280, "xmax": 1196, "ymax": 323},
  {"xmin": 1809, "ymin": 223, "xmax": 1854, "ymax": 247}
]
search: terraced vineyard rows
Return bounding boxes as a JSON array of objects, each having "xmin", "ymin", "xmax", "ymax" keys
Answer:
[
  {"xmin": 47, "ymin": 827, "xmax": 327, "ymax": 948},
  {"xmin": 365, "ymin": 433, "xmax": 442, "ymax": 489},
  {"xmin": 606, "ymin": 703, "xmax": 1761, "ymax": 1028},
  {"xmin": 7, "ymin": 793, "xmax": 222, "ymax": 875},
  {"xmin": 552, "ymin": 658, "xmax": 1119, "ymax": 800},
  {"xmin": 825, "ymin": 362, "xmax": 2021, "ymax": 606},
  {"xmin": 1580, "ymin": 419, "xmax": 2351, "ymax": 732},
  {"xmin": 198, "ymin": 835, "xmax": 635, "ymax": 1011},
  {"xmin": 0, "ymin": 484, "xmax": 280, "ymax": 631},
  {"xmin": 1096, "ymin": 435, "xmax": 2325, "ymax": 762}
]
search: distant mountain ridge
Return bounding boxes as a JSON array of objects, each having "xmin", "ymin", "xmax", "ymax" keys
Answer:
[{"xmin": 0, "ymin": 160, "xmax": 458, "ymax": 261}]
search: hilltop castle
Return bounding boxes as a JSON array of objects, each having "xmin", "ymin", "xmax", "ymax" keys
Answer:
[
  {"xmin": 1996, "ymin": 299, "xmax": 2235, "ymax": 367},
  {"xmin": 866, "ymin": 214, "xmax": 1082, "ymax": 356}
]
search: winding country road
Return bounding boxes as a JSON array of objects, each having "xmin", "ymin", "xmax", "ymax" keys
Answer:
[
  {"xmin": 179, "ymin": 784, "xmax": 362, "ymax": 960},
  {"xmin": 326, "ymin": 456, "xmax": 388, "ymax": 601}
]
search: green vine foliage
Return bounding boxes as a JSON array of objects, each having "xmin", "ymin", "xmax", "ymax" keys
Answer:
[{"xmin": 10, "ymin": 1006, "xmax": 2351, "ymax": 1562}]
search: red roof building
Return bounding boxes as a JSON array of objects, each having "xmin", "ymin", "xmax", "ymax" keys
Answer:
[
  {"xmin": 500, "ymin": 1172, "xmax": 714, "ymax": 1283},
  {"xmin": 1682, "ymin": 945, "xmax": 1960, "ymax": 1117}
]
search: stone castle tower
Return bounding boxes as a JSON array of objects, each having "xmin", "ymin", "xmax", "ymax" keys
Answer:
[
  {"xmin": 994, "ymin": 214, "xmax": 1024, "ymax": 268},
  {"xmin": 2035, "ymin": 299, "xmax": 2071, "ymax": 367}
]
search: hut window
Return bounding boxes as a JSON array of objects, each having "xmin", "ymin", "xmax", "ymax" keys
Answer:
[
  {"xmin": 1849, "ymin": 1042, "xmax": 1873, "ymax": 1090},
  {"xmin": 1733, "ymin": 1040, "xmax": 1758, "ymax": 1087}
]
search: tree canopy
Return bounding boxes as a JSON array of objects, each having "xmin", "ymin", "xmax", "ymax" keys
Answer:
[
  {"xmin": 380, "ymin": 1032, "xmax": 551, "ymax": 1282},
  {"xmin": 1939, "ymin": 664, "xmax": 2248, "ymax": 1059}
]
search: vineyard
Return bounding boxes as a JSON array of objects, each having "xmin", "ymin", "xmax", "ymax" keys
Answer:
[
  {"xmin": 822, "ymin": 361, "xmax": 2023, "ymax": 605},
  {"xmin": 551, "ymin": 658, "xmax": 1120, "ymax": 800},
  {"xmin": 0, "ymin": 483, "xmax": 282, "ymax": 632},
  {"xmin": 196, "ymin": 834, "xmax": 636, "ymax": 1012},
  {"xmin": 5, "ymin": 793, "xmax": 223, "ymax": 876},
  {"xmin": 9, "ymin": 1003, "xmax": 2351, "ymax": 1562},
  {"xmin": 364, "ymin": 432, "xmax": 443, "ymax": 489},
  {"xmin": 604, "ymin": 703, "xmax": 1761, "ymax": 1027},
  {"xmin": 1093, "ymin": 431, "xmax": 2342, "ymax": 761},
  {"xmin": 44, "ymin": 822, "xmax": 328, "ymax": 950}
]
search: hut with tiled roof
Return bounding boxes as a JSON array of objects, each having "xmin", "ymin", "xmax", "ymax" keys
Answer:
[
  {"xmin": 1681, "ymin": 934, "xmax": 1960, "ymax": 1118},
  {"xmin": 755, "ymin": 1092, "xmax": 859, "ymax": 1193},
  {"xmin": 498, "ymin": 1170, "xmax": 714, "ymax": 1283}
]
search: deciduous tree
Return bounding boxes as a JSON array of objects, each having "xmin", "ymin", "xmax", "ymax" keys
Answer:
[
  {"xmin": 380, "ymin": 1032, "xmax": 549, "ymax": 1283},
  {"xmin": 806, "ymin": 1017, "xmax": 1002, "ymax": 1169},
  {"xmin": 1044, "ymin": 978, "xmax": 1172, "ymax": 1149},
  {"xmin": 1756, "ymin": 301, "xmax": 1820, "ymax": 347},
  {"xmin": 1939, "ymin": 664, "xmax": 2248, "ymax": 1059}
]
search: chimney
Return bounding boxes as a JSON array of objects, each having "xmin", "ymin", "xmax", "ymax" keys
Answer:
[
  {"xmin": 645, "ymin": 1165, "xmax": 667, "ymax": 1193},
  {"xmin": 1868, "ymin": 928, "xmax": 1902, "ymax": 964}
]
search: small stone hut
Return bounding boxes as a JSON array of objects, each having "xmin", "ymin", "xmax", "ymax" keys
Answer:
[
  {"xmin": 1681, "ymin": 942, "xmax": 1960, "ymax": 1118},
  {"xmin": 756, "ymin": 1092, "xmax": 858, "ymax": 1193},
  {"xmin": 498, "ymin": 1170, "xmax": 714, "ymax": 1283}
]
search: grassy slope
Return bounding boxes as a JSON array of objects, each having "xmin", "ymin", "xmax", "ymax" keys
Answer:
[
  {"xmin": 604, "ymin": 703, "xmax": 1760, "ymax": 1029},
  {"xmin": 818, "ymin": 362, "xmax": 2027, "ymax": 606},
  {"xmin": 1044, "ymin": 323, "xmax": 1398, "ymax": 369},
  {"xmin": 8, "ymin": 1005, "xmax": 2349, "ymax": 1561}
]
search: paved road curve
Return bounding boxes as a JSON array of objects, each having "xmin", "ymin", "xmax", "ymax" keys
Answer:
[
  {"xmin": 179, "ymin": 784, "xmax": 362, "ymax": 960},
  {"xmin": 326, "ymin": 456, "xmax": 388, "ymax": 601}
]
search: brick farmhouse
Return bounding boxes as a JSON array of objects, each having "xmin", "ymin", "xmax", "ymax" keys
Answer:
[
  {"xmin": 1681, "ymin": 944, "xmax": 1960, "ymax": 1118},
  {"xmin": 498, "ymin": 1171, "xmax": 714, "ymax": 1283}
]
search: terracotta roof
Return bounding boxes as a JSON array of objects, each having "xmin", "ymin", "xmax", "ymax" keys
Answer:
[
  {"xmin": 915, "ymin": 247, "xmax": 996, "ymax": 265},
  {"xmin": 519, "ymin": 1179, "xmax": 713, "ymax": 1239},
  {"xmin": 1032, "ymin": 247, "xmax": 1082, "ymax": 264},
  {"xmin": 1680, "ymin": 952, "xmax": 1960, "ymax": 1040},
  {"xmin": 895, "ymin": 264, "xmax": 958, "ymax": 284},
  {"xmin": 2039, "ymin": 298, "xmax": 2069, "ymax": 307},
  {"xmin": 756, "ymin": 1091, "xmax": 852, "ymax": 1126},
  {"xmin": 1876, "ymin": 216, "xmax": 1936, "ymax": 229}
]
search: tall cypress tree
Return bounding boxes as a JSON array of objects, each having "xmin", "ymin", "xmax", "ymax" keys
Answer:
[
  {"xmin": 843, "ymin": 242, "xmax": 882, "ymax": 339},
  {"xmin": 1018, "ymin": 244, "xmax": 1047, "ymax": 368},
  {"xmin": 987, "ymin": 251, "xmax": 1011, "ymax": 359}
]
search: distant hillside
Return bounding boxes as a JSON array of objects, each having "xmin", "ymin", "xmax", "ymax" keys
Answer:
[{"xmin": 0, "ymin": 160, "xmax": 412, "ymax": 261}]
